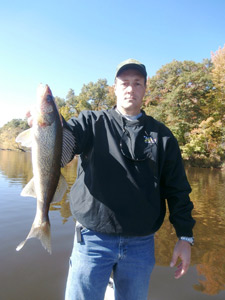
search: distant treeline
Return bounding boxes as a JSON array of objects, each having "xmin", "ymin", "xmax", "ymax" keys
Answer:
[{"xmin": 1, "ymin": 45, "xmax": 225, "ymax": 168}]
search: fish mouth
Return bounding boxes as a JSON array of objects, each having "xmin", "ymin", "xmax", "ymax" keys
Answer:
[
  {"xmin": 46, "ymin": 85, "xmax": 52, "ymax": 95},
  {"xmin": 37, "ymin": 83, "xmax": 52, "ymax": 98},
  {"xmin": 36, "ymin": 84, "xmax": 54, "ymax": 115}
]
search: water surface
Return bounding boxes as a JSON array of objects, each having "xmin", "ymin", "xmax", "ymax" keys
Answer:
[{"xmin": 0, "ymin": 151, "xmax": 225, "ymax": 299}]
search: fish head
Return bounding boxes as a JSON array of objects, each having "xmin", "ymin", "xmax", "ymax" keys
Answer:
[{"xmin": 35, "ymin": 83, "xmax": 60, "ymax": 127}]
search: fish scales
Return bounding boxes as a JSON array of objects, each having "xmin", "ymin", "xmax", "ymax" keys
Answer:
[{"xmin": 16, "ymin": 84, "xmax": 67, "ymax": 254}]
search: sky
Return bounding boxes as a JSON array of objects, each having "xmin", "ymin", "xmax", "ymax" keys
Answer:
[{"xmin": 0, "ymin": 0, "xmax": 224, "ymax": 127}]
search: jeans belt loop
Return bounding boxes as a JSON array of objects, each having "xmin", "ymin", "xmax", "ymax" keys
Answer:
[{"xmin": 75, "ymin": 222, "xmax": 85, "ymax": 243}]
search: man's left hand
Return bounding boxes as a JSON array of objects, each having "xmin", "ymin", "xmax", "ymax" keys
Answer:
[{"xmin": 170, "ymin": 240, "xmax": 191, "ymax": 279}]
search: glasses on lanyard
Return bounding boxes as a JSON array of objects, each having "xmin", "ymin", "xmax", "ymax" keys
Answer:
[{"xmin": 119, "ymin": 127, "xmax": 157, "ymax": 162}]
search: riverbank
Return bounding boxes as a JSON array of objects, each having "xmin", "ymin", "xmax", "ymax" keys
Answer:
[
  {"xmin": 0, "ymin": 123, "xmax": 224, "ymax": 169},
  {"xmin": 1, "ymin": 147, "xmax": 225, "ymax": 170},
  {"xmin": 0, "ymin": 121, "xmax": 30, "ymax": 152}
]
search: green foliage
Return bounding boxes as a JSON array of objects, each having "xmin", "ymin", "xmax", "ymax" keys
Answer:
[
  {"xmin": 210, "ymin": 45, "xmax": 225, "ymax": 121},
  {"xmin": 144, "ymin": 59, "xmax": 214, "ymax": 144},
  {"xmin": 0, "ymin": 119, "xmax": 29, "ymax": 151},
  {"xmin": 55, "ymin": 96, "xmax": 66, "ymax": 109},
  {"xmin": 0, "ymin": 119, "xmax": 29, "ymax": 132},
  {"xmin": 60, "ymin": 79, "xmax": 116, "ymax": 119},
  {"xmin": 59, "ymin": 106, "xmax": 74, "ymax": 121},
  {"xmin": 143, "ymin": 54, "xmax": 225, "ymax": 167},
  {"xmin": 78, "ymin": 79, "xmax": 111, "ymax": 111},
  {"xmin": 181, "ymin": 117, "xmax": 225, "ymax": 168}
]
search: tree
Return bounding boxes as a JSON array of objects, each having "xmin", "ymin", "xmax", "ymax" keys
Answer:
[
  {"xmin": 0, "ymin": 119, "xmax": 29, "ymax": 131},
  {"xmin": 59, "ymin": 106, "xmax": 74, "ymax": 121},
  {"xmin": 211, "ymin": 45, "xmax": 225, "ymax": 95},
  {"xmin": 54, "ymin": 96, "xmax": 66, "ymax": 109},
  {"xmin": 0, "ymin": 119, "xmax": 29, "ymax": 151},
  {"xmin": 75, "ymin": 92, "xmax": 92, "ymax": 114},
  {"xmin": 211, "ymin": 45, "xmax": 225, "ymax": 120},
  {"xmin": 144, "ymin": 60, "xmax": 214, "ymax": 144},
  {"xmin": 181, "ymin": 117, "xmax": 225, "ymax": 168},
  {"xmin": 82, "ymin": 79, "xmax": 109, "ymax": 110},
  {"xmin": 76, "ymin": 79, "xmax": 112, "ymax": 111},
  {"xmin": 107, "ymin": 85, "xmax": 116, "ymax": 108},
  {"xmin": 64, "ymin": 89, "xmax": 79, "ymax": 117},
  {"xmin": 66, "ymin": 89, "xmax": 75, "ymax": 101},
  {"xmin": 65, "ymin": 89, "xmax": 77, "ymax": 111}
]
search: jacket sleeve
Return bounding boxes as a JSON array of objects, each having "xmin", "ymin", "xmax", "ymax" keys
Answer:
[
  {"xmin": 160, "ymin": 135, "xmax": 195, "ymax": 237},
  {"xmin": 60, "ymin": 111, "xmax": 93, "ymax": 166}
]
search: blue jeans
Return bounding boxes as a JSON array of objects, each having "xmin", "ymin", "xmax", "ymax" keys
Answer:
[{"xmin": 65, "ymin": 228, "xmax": 155, "ymax": 300}]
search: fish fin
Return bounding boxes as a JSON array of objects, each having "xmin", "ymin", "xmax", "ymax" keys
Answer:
[
  {"xmin": 52, "ymin": 174, "xmax": 68, "ymax": 203},
  {"xmin": 21, "ymin": 177, "xmax": 36, "ymax": 198},
  {"xmin": 105, "ymin": 278, "xmax": 114, "ymax": 300},
  {"xmin": 16, "ymin": 128, "xmax": 33, "ymax": 147},
  {"xmin": 16, "ymin": 221, "xmax": 51, "ymax": 254}
]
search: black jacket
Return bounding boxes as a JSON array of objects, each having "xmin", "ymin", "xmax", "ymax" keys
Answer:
[{"xmin": 64, "ymin": 107, "xmax": 195, "ymax": 237}]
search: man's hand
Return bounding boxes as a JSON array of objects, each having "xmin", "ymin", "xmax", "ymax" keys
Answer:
[
  {"xmin": 170, "ymin": 240, "xmax": 191, "ymax": 279},
  {"xmin": 26, "ymin": 111, "xmax": 33, "ymax": 127}
]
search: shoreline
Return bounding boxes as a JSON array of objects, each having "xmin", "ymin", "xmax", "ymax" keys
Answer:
[{"xmin": 1, "ymin": 148, "xmax": 224, "ymax": 170}]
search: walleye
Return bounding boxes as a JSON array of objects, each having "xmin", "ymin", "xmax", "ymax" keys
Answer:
[{"xmin": 16, "ymin": 84, "xmax": 67, "ymax": 254}]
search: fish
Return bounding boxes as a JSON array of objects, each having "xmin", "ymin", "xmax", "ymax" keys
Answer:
[
  {"xmin": 104, "ymin": 278, "xmax": 114, "ymax": 300},
  {"xmin": 15, "ymin": 84, "xmax": 68, "ymax": 254}
]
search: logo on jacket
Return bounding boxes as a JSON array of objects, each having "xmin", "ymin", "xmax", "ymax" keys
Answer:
[{"xmin": 144, "ymin": 135, "xmax": 157, "ymax": 145}]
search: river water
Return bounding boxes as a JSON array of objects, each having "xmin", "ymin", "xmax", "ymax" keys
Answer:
[{"xmin": 0, "ymin": 150, "xmax": 225, "ymax": 300}]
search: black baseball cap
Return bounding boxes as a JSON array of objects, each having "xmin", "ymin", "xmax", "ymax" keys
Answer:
[{"xmin": 115, "ymin": 58, "xmax": 147, "ymax": 80}]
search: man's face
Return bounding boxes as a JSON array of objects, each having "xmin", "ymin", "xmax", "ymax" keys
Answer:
[{"xmin": 114, "ymin": 69, "xmax": 146, "ymax": 116}]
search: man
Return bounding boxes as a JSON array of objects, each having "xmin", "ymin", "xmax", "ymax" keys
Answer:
[{"xmin": 61, "ymin": 59, "xmax": 195, "ymax": 300}]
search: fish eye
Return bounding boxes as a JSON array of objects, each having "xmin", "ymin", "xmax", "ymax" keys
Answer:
[{"xmin": 46, "ymin": 95, "xmax": 53, "ymax": 102}]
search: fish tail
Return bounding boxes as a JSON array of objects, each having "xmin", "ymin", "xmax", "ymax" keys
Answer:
[{"xmin": 16, "ymin": 221, "xmax": 52, "ymax": 254}]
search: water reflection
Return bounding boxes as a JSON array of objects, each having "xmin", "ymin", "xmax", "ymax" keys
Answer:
[
  {"xmin": 186, "ymin": 167, "xmax": 225, "ymax": 295},
  {"xmin": 51, "ymin": 160, "xmax": 78, "ymax": 223},
  {"xmin": 154, "ymin": 166, "xmax": 225, "ymax": 295},
  {"xmin": 0, "ymin": 150, "xmax": 225, "ymax": 296},
  {"xmin": 0, "ymin": 150, "xmax": 32, "ymax": 184},
  {"xmin": 0, "ymin": 150, "xmax": 77, "ymax": 223}
]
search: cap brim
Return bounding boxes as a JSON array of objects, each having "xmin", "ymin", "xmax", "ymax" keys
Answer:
[{"xmin": 116, "ymin": 64, "xmax": 147, "ymax": 78}]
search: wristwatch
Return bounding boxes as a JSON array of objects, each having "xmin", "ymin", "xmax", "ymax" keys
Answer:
[{"xmin": 179, "ymin": 236, "xmax": 194, "ymax": 246}]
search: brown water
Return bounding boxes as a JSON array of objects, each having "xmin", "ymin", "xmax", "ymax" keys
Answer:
[{"xmin": 0, "ymin": 150, "xmax": 225, "ymax": 300}]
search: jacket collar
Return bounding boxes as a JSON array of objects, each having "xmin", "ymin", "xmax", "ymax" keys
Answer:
[{"xmin": 109, "ymin": 106, "xmax": 146, "ymax": 127}]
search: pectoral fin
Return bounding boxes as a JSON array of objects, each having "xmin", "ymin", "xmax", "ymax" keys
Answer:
[
  {"xmin": 51, "ymin": 174, "xmax": 68, "ymax": 203},
  {"xmin": 16, "ymin": 128, "xmax": 33, "ymax": 148},
  {"xmin": 21, "ymin": 177, "xmax": 36, "ymax": 198}
]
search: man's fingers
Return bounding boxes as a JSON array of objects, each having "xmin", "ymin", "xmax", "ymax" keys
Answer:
[
  {"xmin": 170, "ymin": 240, "xmax": 191, "ymax": 279},
  {"xmin": 174, "ymin": 262, "xmax": 189, "ymax": 279},
  {"xmin": 26, "ymin": 110, "xmax": 33, "ymax": 127},
  {"xmin": 26, "ymin": 111, "xmax": 31, "ymax": 118},
  {"xmin": 170, "ymin": 246, "xmax": 179, "ymax": 267},
  {"xmin": 170, "ymin": 256, "xmax": 177, "ymax": 268}
]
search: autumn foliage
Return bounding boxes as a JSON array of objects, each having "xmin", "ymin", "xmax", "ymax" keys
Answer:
[
  {"xmin": 144, "ymin": 45, "xmax": 225, "ymax": 168},
  {"xmin": 55, "ymin": 45, "xmax": 225, "ymax": 168},
  {"xmin": 2, "ymin": 45, "xmax": 224, "ymax": 168}
]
